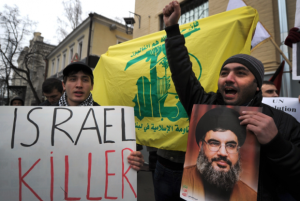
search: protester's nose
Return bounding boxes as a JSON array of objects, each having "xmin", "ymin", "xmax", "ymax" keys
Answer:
[
  {"xmin": 225, "ymin": 72, "xmax": 235, "ymax": 83},
  {"xmin": 76, "ymin": 80, "xmax": 83, "ymax": 88}
]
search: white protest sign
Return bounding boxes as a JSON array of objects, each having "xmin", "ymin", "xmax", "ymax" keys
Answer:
[
  {"xmin": 262, "ymin": 97, "xmax": 300, "ymax": 122},
  {"xmin": 0, "ymin": 106, "xmax": 137, "ymax": 201},
  {"xmin": 292, "ymin": 41, "xmax": 300, "ymax": 80}
]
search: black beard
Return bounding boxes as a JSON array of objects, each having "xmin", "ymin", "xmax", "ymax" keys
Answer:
[{"xmin": 196, "ymin": 147, "xmax": 241, "ymax": 191}]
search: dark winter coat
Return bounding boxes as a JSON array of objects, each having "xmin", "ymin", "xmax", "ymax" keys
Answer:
[
  {"xmin": 165, "ymin": 24, "xmax": 300, "ymax": 201},
  {"xmin": 39, "ymin": 100, "xmax": 53, "ymax": 106}
]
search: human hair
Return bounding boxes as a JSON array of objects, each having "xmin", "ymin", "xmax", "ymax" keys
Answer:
[
  {"xmin": 10, "ymin": 96, "xmax": 24, "ymax": 106},
  {"xmin": 63, "ymin": 70, "xmax": 94, "ymax": 85},
  {"xmin": 263, "ymin": 80, "xmax": 275, "ymax": 86},
  {"xmin": 195, "ymin": 107, "xmax": 247, "ymax": 146},
  {"xmin": 221, "ymin": 54, "xmax": 264, "ymax": 88},
  {"xmin": 42, "ymin": 78, "xmax": 63, "ymax": 94}
]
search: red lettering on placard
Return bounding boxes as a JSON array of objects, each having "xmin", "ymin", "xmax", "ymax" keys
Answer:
[
  {"xmin": 86, "ymin": 153, "xmax": 102, "ymax": 200},
  {"xmin": 18, "ymin": 158, "xmax": 42, "ymax": 201},
  {"xmin": 50, "ymin": 155, "xmax": 54, "ymax": 201},
  {"xmin": 65, "ymin": 155, "xmax": 81, "ymax": 200},
  {"xmin": 122, "ymin": 148, "xmax": 137, "ymax": 198},
  {"xmin": 105, "ymin": 150, "xmax": 117, "ymax": 200}
]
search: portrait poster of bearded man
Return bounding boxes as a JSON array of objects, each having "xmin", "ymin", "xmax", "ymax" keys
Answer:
[{"xmin": 180, "ymin": 105, "xmax": 261, "ymax": 201}]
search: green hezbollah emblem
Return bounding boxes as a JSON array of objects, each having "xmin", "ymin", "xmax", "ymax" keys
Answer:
[{"xmin": 125, "ymin": 22, "xmax": 202, "ymax": 122}]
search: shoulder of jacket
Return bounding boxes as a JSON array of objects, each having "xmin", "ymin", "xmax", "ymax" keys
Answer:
[{"xmin": 93, "ymin": 101, "xmax": 100, "ymax": 106}]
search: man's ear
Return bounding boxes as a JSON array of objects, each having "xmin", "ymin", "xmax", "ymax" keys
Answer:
[
  {"xmin": 198, "ymin": 141, "xmax": 202, "ymax": 152},
  {"xmin": 62, "ymin": 81, "xmax": 66, "ymax": 91},
  {"xmin": 257, "ymin": 86, "xmax": 259, "ymax": 92}
]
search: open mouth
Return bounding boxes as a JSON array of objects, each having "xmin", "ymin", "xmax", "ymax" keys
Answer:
[
  {"xmin": 225, "ymin": 89, "xmax": 237, "ymax": 95},
  {"xmin": 223, "ymin": 85, "xmax": 238, "ymax": 98},
  {"xmin": 74, "ymin": 91, "xmax": 84, "ymax": 96},
  {"xmin": 217, "ymin": 164, "xmax": 227, "ymax": 169}
]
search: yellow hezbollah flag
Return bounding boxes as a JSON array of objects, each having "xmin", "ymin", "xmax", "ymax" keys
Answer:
[{"xmin": 92, "ymin": 6, "xmax": 259, "ymax": 152}]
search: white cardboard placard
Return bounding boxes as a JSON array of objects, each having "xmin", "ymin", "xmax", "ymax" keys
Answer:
[
  {"xmin": 0, "ymin": 106, "xmax": 137, "ymax": 201},
  {"xmin": 262, "ymin": 97, "xmax": 300, "ymax": 122}
]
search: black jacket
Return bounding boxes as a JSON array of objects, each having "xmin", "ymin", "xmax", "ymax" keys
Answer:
[
  {"xmin": 165, "ymin": 24, "xmax": 300, "ymax": 201},
  {"xmin": 39, "ymin": 100, "xmax": 52, "ymax": 106},
  {"xmin": 52, "ymin": 101, "xmax": 100, "ymax": 106}
]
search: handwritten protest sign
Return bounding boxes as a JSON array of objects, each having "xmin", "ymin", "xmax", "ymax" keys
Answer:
[
  {"xmin": 0, "ymin": 106, "xmax": 137, "ymax": 201},
  {"xmin": 262, "ymin": 97, "xmax": 300, "ymax": 122}
]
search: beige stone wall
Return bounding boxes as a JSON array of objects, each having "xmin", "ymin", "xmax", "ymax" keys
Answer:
[
  {"xmin": 134, "ymin": 0, "xmax": 296, "ymax": 73},
  {"xmin": 91, "ymin": 22, "xmax": 132, "ymax": 56},
  {"xmin": 208, "ymin": 0, "xmax": 227, "ymax": 15},
  {"xmin": 46, "ymin": 17, "xmax": 132, "ymax": 79},
  {"xmin": 47, "ymin": 26, "xmax": 90, "ymax": 78},
  {"xmin": 133, "ymin": 0, "xmax": 184, "ymax": 38}
]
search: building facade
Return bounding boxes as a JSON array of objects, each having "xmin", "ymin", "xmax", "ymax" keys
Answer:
[
  {"xmin": 46, "ymin": 13, "xmax": 133, "ymax": 80},
  {"xmin": 12, "ymin": 32, "xmax": 55, "ymax": 105},
  {"xmin": 133, "ymin": 0, "xmax": 299, "ymax": 97}
]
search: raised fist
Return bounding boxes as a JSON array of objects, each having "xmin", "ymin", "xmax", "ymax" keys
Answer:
[{"xmin": 163, "ymin": 1, "xmax": 181, "ymax": 27}]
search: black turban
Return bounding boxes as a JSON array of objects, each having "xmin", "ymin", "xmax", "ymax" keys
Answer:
[{"xmin": 195, "ymin": 107, "xmax": 246, "ymax": 146}]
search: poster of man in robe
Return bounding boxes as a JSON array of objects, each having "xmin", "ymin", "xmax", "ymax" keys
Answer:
[{"xmin": 180, "ymin": 105, "xmax": 261, "ymax": 201}]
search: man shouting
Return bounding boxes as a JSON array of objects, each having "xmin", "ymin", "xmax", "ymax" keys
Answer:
[{"xmin": 153, "ymin": 1, "xmax": 300, "ymax": 200}]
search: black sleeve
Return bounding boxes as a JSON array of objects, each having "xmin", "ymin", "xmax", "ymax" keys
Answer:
[
  {"xmin": 93, "ymin": 101, "xmax": 100, "ymax": 106},
  {"xmin": 165, "ymin": 24, "xmax": 217, "ymax": 118},
  {"xmin": 262, "ymin": 105, "xmax": 300, "ymax": 200},
  {"xmin": 39, "ymin": 100, "xmax": 51, "ymax": 106}
]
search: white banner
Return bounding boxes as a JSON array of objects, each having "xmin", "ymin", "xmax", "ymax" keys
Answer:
[
  {"xmin": 262, "ymin": 97, "xmax": 300, "ymax": 122},
  {"xmin": 292, "ymin": 42, "xmax": 300, "ymax": 80},
  {"xmin": 0, "ymin": 106, "xmax": 137, "ymax": 201}
]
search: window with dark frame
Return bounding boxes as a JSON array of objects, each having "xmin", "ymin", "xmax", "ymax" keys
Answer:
[
  {"xmin": 70, "ymin": 48, "xmax": 73, "ymax": 63},
  {"xmin": 56, "ymin": 57, "xmax": 60, "ymax": 76},
  {"xmin": 63, "ymin": 53, "xmax": 66, "ymax": 69},
  {"xmin": 78, "ymin": 42, "xmax": 83, "ymax": 59},
  {"xmin": 160, "ymin": 0, "xmax": 209, "ymax": 30},
  {"xmin": 51, "ymin": 60, "xmax": 55, "ymax": 75}
]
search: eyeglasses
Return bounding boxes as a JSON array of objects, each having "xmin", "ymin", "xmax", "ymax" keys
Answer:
[{"xmin": 202, "ymin": 140, "xmax": 240, "ymax": 154}]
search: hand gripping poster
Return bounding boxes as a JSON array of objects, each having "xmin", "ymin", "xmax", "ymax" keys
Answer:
[{"xmin": 180, "ymin": 105, "xmax": 261, "ymax": 201}]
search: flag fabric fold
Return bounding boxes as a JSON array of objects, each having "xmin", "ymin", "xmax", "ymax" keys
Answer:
[
  {"xmin": 269, "ymin": 60, "xmax": 285, "ymax": 94},
  {"xmin": 226, "ymin": 0, "xmax": 271, "ymax": 50},
  {"xmin": 92, "ymin": 6, "xmax": 259, "ymax": 151}
]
